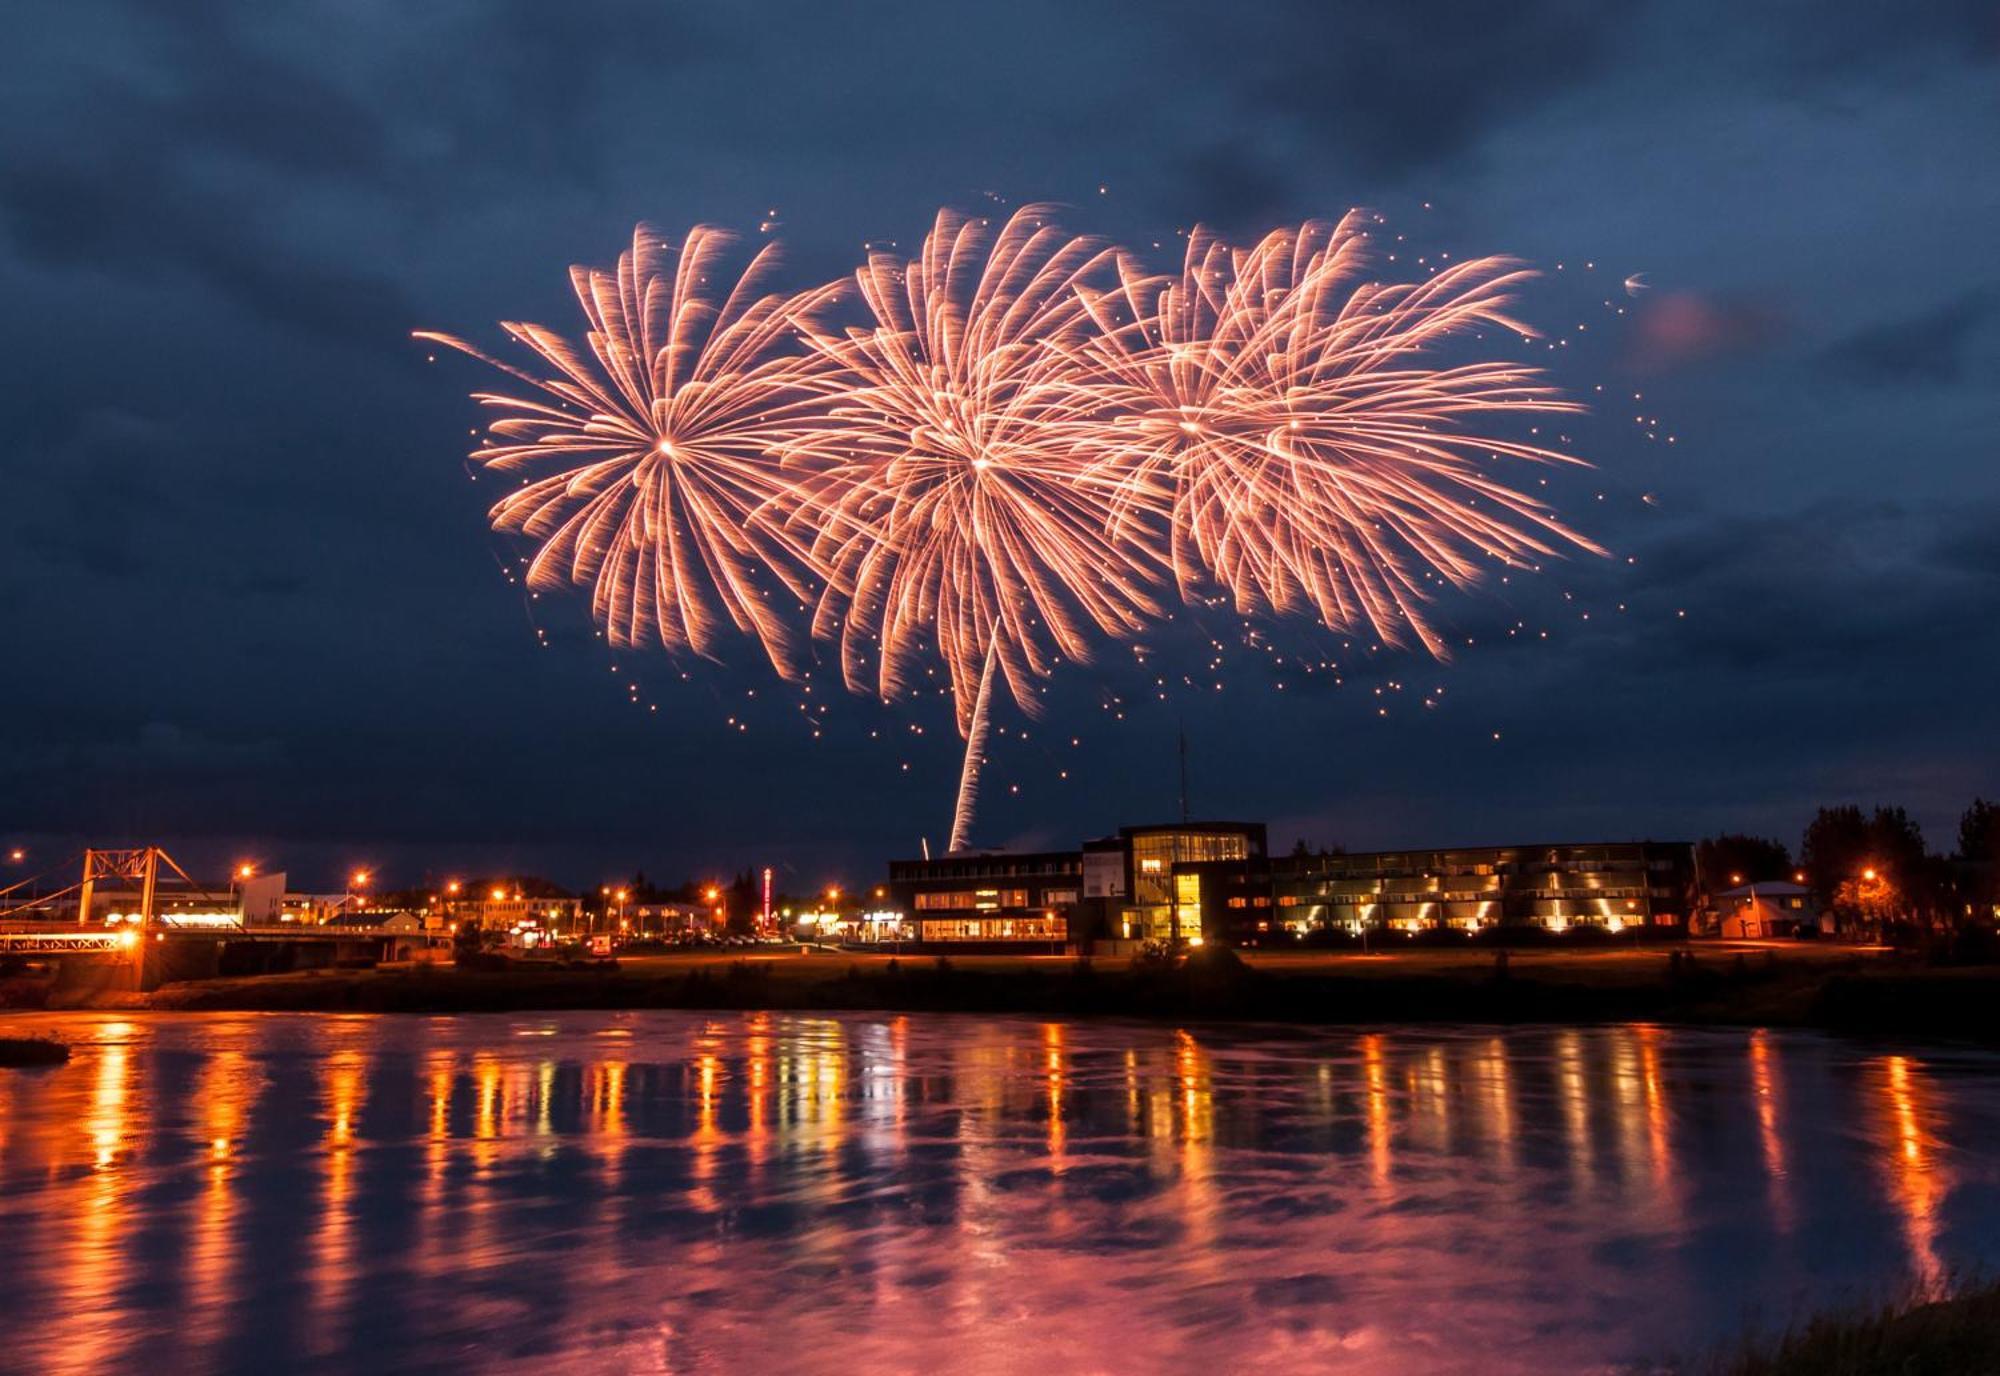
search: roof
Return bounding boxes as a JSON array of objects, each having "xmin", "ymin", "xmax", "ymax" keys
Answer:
[{"xmin": 1717, "ymin": 881, "xmax": 1810, "ymax": 899}]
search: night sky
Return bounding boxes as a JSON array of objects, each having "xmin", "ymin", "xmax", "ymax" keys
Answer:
[{"xmin": 4, "ymin": 1, "xmax": 1996, "ymax": 893}]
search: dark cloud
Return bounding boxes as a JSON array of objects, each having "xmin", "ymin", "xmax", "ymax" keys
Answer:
[
  {"xmin": 0, "ymin": 102, "xmax": 415, "ymax": 347},
  {"xmin": 1234, "ymin": 2, "xmax": 1615, "ymax": 176},
  {"xmin": 1821, "ymin": 288, "xmax": 1997, "ymax": 384},
  {"xmin": 1166, "ymin": 144, "xmax": 1297, "ymax": 234},
  {"xmin": 0, "ymin": 0, "xmax": 1995, "ymax": 886}
]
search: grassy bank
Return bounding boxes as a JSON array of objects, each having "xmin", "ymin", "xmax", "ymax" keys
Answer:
[
  {"xmin": 1689, "ymin": 1278, "xmax": 2000, "ymax": 1374},
  {"xmin": 96, "ymin": 943, "xmax": 2000, "ymax": 1041}
]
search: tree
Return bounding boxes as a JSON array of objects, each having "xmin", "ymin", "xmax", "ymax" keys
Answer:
[
  {"xmin": 1801, "ymin": 806, "xmax": 1872, "ymax": 909},
  {"xmin": 725, "ymin": 869, "xmax": 760, "ymax": 935},
  {"xmin": 1803, "ymin": 805, "xmax": 1936, "ymax": 930},
  {"xmin": 1696, "ymin": 834, "xmax": 1793, "ymax": 891},
  {"xmin": 1960, "ymin": 799, "xmax": 2000, "ymax": 863},
  {"xmin": 1833, "ymin": 870, "xmax": 1901, "ymax": 927},
  {"xmin": 1957, "ymin": 798, "xmax": 2000, "ymax": 919}
]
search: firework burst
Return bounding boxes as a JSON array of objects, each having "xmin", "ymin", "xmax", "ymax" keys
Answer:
[
  {"xmin": 427, "ymin": 209, "xmax": 1612, "ymax": 853},
  {"xmin": 1068, "ymin": 212, "xmax": 1604, "ymax": 658},
  {"xmin": 783, "ymin": 206, "xmax": 1167, "ymax": 850},
  {"xmin": 416, "ymin": 225, "xmax": 841, "ymax": 675}
]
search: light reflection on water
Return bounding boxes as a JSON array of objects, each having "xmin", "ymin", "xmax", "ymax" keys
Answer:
[{"xmin": 0, "ymin": 1013, "xmax": 1995, "ymax": 1375}]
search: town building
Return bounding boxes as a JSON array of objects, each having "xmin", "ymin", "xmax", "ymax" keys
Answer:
[
  {"xmin": 883, "ymin": 822, "xmax": 1266, "ymax": 951},
  {"xmin": 1246, "ymin": 841, "xmax": 1697, "ymax": 942},
  {"xmin": 883, "ymin": 848, "xmax": 1082, "ymax": 950},
  {"xmin": 1714, "ymin": 880, "xmax": 1824, "ymax": 939},
  {"xmin": 883, "ymin": 827, "xmax": 1694, "ymax": 952}
]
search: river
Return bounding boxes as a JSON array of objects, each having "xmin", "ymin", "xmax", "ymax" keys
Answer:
[{"xmin": 0, "ymin": 1012, "xmax": 1994, "ymax": 1374}]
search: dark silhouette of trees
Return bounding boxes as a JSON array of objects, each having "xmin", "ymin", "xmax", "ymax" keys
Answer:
[
  {"xmin": 1802, "ymin": 805, "xmax": 1952, "ymax": 932},
  {"xmin": 1958, "ymin": 798, "xmax": 2000, "ymax": 921},
  {"xmin": 1960, "ymin": 799, "xmax": 2000, "ymax": 864},
  {"xmin": 1696, "ymin": 834, "xmax": 1794, "ymax": 890}
]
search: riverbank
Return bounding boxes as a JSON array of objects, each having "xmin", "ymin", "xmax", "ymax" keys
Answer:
[
  {"xmin": 1690, "ymin": 1278, "xmax": 2000, "ymax": 1374},
  {"xmin": 15, "ymin": 942, "xmax": 1974, "ymax": 1042}
]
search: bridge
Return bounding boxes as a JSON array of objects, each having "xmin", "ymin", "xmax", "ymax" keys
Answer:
[{"xmin": 1, "ymin": 846, "xmax": 428, "ymax": 991}]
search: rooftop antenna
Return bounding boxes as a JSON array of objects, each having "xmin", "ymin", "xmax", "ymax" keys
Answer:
[{"xmin": 1178, "ymin": 720, "xmax": 1190, "ymax": 824}]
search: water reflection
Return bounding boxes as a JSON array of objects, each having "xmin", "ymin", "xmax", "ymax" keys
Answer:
[
  {"xmin": 1873, "ymin": 1053, "xmax": 1950, "ymax": 1296},
  {"xmin": 0, "ymin": 1015, "xmax": 1994, "ymax": 1375}
]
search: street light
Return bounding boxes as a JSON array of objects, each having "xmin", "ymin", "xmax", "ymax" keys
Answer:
[
  {"xmin": 7, "ymin": 848, "xmax": 24, "ymax": 864},
  {"xmin": 1862, "ymin": 867, "xmax": 1878, "ymax": 883},
  {"xmin": 236, "ymin": 862, "xmax": 256, "ymax": 881}
]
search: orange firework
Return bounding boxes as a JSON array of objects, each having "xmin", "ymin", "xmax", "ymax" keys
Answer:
[
  {"xmin": 783, "ymin": 206, "xmax": 1166, "ymax": 850},
  {"xmin": 1068, "ymin": 212, "xmax": 1604, "ymax": 658},
  {"xmin": 416, "ymin": 225, "xmax": 841, "ymax": 675}
]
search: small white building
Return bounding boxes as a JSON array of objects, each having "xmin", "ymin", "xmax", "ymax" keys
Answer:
[{"xmin": 1716, "ymin": 881, "xmax": 1825, "ymax": 939}]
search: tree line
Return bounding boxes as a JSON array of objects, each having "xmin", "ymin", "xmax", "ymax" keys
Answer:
[{"xmin": 1699, "ymin": 798, "xmax": 2000, "ymax": 930}]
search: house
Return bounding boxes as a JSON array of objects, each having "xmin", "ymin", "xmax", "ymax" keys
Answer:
[{"xmin": 1715, "ymin": 881, "xmax": 1824, "ymax": 939}]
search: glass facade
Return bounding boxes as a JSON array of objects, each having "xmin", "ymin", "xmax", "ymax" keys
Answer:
[{"xmin": 1120, "ymin": 824, "xmax": 1266, "ymax": 941}]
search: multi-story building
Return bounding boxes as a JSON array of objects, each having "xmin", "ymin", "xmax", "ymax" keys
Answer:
[
  {"xmin": 885, "ymin": 827, "xmax": 1691, "ymax": 951},
  {"xmin": 884, "ymin": 849, "xmax": 1083, "ymax": 949},
  {"xmin": 1091, "ymin": 821, "xmax": 1268, "ymax": 943},
  {"xmin": 1240, "ymin": 841, "xmax": 1695, "ymax": 942},
  {"xmin": 884, "ymin": 821, "xmax": 1267, "ymax": 950}
]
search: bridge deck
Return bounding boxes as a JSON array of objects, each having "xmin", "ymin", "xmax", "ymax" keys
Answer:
[{"xmin": 0, "ymin": 925, "xmax": 422, "ymax": 955}]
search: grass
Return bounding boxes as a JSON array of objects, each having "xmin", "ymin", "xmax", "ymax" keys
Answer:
[
  {"xmin": 0, "ymin": 1035, "xmax": 70, "ymax": 1068},
  {"xmin": 1687, "ymin": 1278, "xmax": 2000, "ymax": 1375}
]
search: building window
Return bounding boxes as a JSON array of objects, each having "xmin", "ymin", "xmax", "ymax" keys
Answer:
[{"xmin": 918, "ymin": 916, "xmax": 1067, "ymax": 942}]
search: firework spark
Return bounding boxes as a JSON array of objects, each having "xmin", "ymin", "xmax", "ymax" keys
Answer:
[
  {"xmin": 416, "ymin": 225, "xmax": 841, "ymax": 675},
  {"xmin": 1069, "ymin": 212, "xmax": 1604, "ymax": 659},
  {"xmin": 783, "ymin": 206, "xmax": 1167, "ymax": 851}
]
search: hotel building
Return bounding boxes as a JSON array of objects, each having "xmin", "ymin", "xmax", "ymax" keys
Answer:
[
  {"xmin": 884, "ymin": 829, "xmax": 1692, "ymax": 951},
  {"xmin": 1241, "ymin": 841, "xmax": 1696, "ymax": 942},
  {"xmin": 884, "ymin": 821, "xmax": 1267, "ymax": 950}
]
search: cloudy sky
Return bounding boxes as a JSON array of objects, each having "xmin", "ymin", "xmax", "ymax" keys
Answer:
[{"xmin": 3, "ymin": 0, "xmax": 1995, "ymax": 891}]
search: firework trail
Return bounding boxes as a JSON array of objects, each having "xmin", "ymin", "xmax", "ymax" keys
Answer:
[
  {"xmin": 1067, "ymin": 212, "xmax": 1604, "ymax": 659},
  {"xmin": 782, "ymin": 206, "xmax": 1167, "ymax": 852},
  {"xmin": 416, "ymin": 226, "xmax": 841, "ymax": 676}
]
